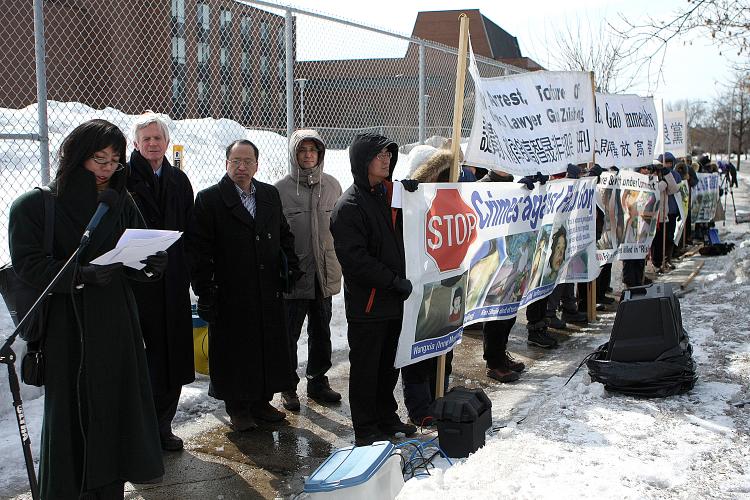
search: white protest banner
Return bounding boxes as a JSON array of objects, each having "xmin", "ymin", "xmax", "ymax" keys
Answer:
[
  {"xmin": 594, "ymin": 93, "xmax": 658, "ymax": 169},
  {"xmin": 674, "ymin": 181, "xmax": 690, "ymax": 245},
  {"xmin": 395, "ymin": 178, "xmax": 598, "ymax": 368},
  {"xmin": 691, "ymin": 173, "xmax": 720, "ymax": 223},
  {"xmin": 464, "ymin": 48, "xmax": 595, "ymax": 177},
  {"xmin": 596, "ymin": 170, "xmax": 661, "ymax": 263},
  {"xmin": 655, "ymin": 104, "xmax": 688, "ymax": 158}
]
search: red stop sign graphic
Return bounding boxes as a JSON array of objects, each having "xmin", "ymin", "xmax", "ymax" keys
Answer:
[{"xmin": 425, "ymin": 188, "xmax": 478, "ymax": 272}]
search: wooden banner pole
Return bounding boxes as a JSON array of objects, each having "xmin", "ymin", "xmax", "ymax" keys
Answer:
[{"xmin": 436, "ymin": 13, "xmax": 470, "ymax": 400}]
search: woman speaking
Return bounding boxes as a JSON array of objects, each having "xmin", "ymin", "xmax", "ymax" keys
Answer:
[{"xmin": 9, "ymin": 119, "xmax": 166, "ymax": 498}]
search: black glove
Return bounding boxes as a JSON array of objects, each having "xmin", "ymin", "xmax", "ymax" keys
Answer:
[
  {"xmin": 391, "ymin": 276, "xmax": 413, "ymax": 300},
  {"xmin": 291, "ymin": 268, "xmax": 305, "ymax": 284},
  {"xmin": 566, "ymin": 164, "xmax": 580, "ymax": 179},
  {"xmin": 534, "ymin": 172, "xmax": 549, "ymax": 185},
  {"xmin": 401, "ymin": 179, "xmax": 420, "ymax": 192},
  {"xmin": 196, "ymin": 292, "xmax": 218, "ymax": 323},
  {"xmin": 518, "ymin": 176, "xmax": 535, "ymax": 190},
  {"xmin": 141, "ymin": 250, "xmax": 168, "ymax": 277},
  {"xmin": 609, "ymin": 166, "xmax": 619, "ymax": 172},
  {"xmin": 77, "ymin": 263, "xmax": 123, "ymax": 286},
  {"xmin": 588, "ymin": 165, "xmax": 604, "ymax": 178}
]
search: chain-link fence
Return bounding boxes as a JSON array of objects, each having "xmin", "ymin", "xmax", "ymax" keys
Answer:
[{"xmin": 0, "ymin": 0, "xmax": 522, "ymax": 262}]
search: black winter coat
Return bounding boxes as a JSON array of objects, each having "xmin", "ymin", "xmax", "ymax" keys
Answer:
[
  {"xmin": 9, "ymin": 167, "xmax": 164, "ymax": 498},
  {"xmin": 127, "ymin": 151, "xmax": 195, "ymax": 394},
  {"xmin": 187, "ymin": 175, "xmax": 299, "ymax": 400},
  {"xmin": 330, "ymin": 133, "xmax": 406, "ymax": 322}
]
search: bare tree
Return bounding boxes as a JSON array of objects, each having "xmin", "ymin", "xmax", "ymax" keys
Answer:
[{"xmin": 552, "ymin": 16, "xmax": 640, "ymax": 93}]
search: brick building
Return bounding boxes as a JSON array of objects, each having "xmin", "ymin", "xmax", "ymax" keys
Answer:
[{"xmin": 0, "ymin": 0, "xmax": 288, "ymax": 128}]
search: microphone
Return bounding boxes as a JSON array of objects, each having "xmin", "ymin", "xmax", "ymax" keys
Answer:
[{"xmin": 80, "ymin": 188, "xmax": 118, "ymax": 247}]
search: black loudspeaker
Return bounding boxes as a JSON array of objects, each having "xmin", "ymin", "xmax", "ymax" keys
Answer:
[
  {"xmin": 432, "ymin": 387, "xmax": 491, "ymax": 458},
  {"xmin": 608, "ymin": 283, "xmax": 683, "ymax": 362}
]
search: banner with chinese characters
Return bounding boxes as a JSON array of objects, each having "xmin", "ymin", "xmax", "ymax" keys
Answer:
[
  {"xmin": 596, "ymin": 170, "xmax": 662, "ymax": 263},
  {"xmin": 394, "ymin": 178, "xmax": 599, "ymax": 368},
  {"xmin": 691, "ymin": 173, "xmax": 720, "ymax": 223},
  {"xmin": 593, "ymin": 93, "xmax": 658, "ymax": 168},
  {"xmin": 655, "ymin": 107, "xmax": 688, "ymax": 158},
  {"xmin": 674, "ymin": 181, "xmax": 690, "ymax": 244},
  {"xmin": 464, "ymin": 47, "xmax": 595, "ymax": 177}
]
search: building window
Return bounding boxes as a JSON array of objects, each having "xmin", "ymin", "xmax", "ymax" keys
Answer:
[
  {"xmin": 277, "ymin": 28, "xmax": 284, "ymax": 49},
  {"xmin": 171, "ymin": 37, "xmax": 186, "ymax": 64},
  {"xmin": 198, "ymin": 42, "xmax": 209, "ymax": 64},
  {"xmin": 220, "ymin": 47, "xmax": 229, "ymax": 66},
  {"xmin": 198, "ymin": 3, "xmax": 209, "ymax": 29},
  {"xmin": 260, "ymin": 55, "xmax": 268, "ymax": 76},
  {"xmin": 171, "ymin": 0, "xmax": 185, "ymax": 23},
  {"xmin": 241, "ymin": 16, "xmax": 252, "ymax": 37},
  {"xmin": 277, "ymin": 59, "xmax": 284, "ymax": 79},
  {"xmin": 220, "ymin": 10, "xmax": 231, "ymax": 27},
  {"xmin": 241, "ymin": 51, "xmax": 251, "ymax": 73},
  {"xmin": 260, "ymin": 21, "xmax": 268, "ymax": 41}
]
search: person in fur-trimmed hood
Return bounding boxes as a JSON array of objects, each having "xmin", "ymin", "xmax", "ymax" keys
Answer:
[{"xmin": 274, "ymin": 129, "xmax": 343, "ymax": 412}]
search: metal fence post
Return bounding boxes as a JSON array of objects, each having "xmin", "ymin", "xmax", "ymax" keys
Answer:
[
  {"xmin": 285, "ymin": 8, "xmax": 294, "ymax": 138},
  {"xmin": 418, "ymin": 43, "xmax": 426, "ymax": 144},
  {"xmin": 33, "ymin": 0, "xmax": 50, "ymax": 185}
]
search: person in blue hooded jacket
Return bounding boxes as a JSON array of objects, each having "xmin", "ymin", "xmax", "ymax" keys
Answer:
[{"xmin": 330, "ymin": 132, "xmax": 417, "ymax": 446}]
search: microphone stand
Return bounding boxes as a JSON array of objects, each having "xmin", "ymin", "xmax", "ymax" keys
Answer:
[{"xmin": 0, "ymin": 248, "xmax": 81, "ymax": 500}]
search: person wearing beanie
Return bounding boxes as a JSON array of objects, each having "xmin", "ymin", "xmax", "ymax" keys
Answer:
[{"xmin": 330, "ymin": 133, "xmax": 417, "ymax": 445}]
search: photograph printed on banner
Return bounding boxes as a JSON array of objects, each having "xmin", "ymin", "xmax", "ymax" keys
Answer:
[
  {"xmin": 541, "ymin": 223, "xmax": 568, "ymax": 286},
  {"xmin": 482, "ymin": 232, "xmax": 536, "ymax": 306},
  {"xmin": 527, "ymin": 224, "xmax": 552, "ymax": 291},
  {"xmin": 414, "ymin": 273, "xmax": 468, "ymax": 342},
  {"xmin": 466, "ymin": 238, "xmax": 503, "ymax": 311}
]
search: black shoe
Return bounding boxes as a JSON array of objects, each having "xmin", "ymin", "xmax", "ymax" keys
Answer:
[
  {"xmin": 597, "ymin": 296, "xmax": 615, "ymax": 305},
  {"xmin": 250, "ymin": 401, "xmax": 286, "ymax": 423},
  {"xmin": 596, "ymin": 304, "xmax": 606, "ymax": 311},
  {"xmin": 528, "ymin": 329, "xmax": 558, "ymax": 348},
  {"xmin": 160, "ymin": 431, "xmax": 184, "ymax": 452},
  {"xmin": 546, "ymin": 315, "xmax": 567, "ymax": 329},
  {"xmin": 378, "ymin": 420, "xmax": 417, "ymax": 437},
  {"xmin": 486, "ymin": 367, "xmax": 520, "ymax": 383},
  {"xmin": 229, "ymin": 414, "xmax": 258, "ymax": 432},
  {"xmin": 281, "ymin": 391, "xmax": 300, "ymax": 411},
  {"xmin": 561, "ymin": 310, "xmax": 588, "ymax": 324},
  {"xmin": 354, "ymin": 433, "xmax": 386, "ymax": 447},
  {"xmin": 307, "ymin": 375, "xmax": 342, "ymax": 403},
  {"xmin": 504, "ymin": 351, "xmax": 525, "ymax": 372}
]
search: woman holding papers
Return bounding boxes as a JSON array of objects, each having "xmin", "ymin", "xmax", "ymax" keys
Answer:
[{"xmin": 8, "ymin": 119, "xmax": 166, "ymax": 498}]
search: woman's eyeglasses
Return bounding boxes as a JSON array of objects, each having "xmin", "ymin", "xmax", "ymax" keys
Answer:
[
  {"xmin": 375, "ymin": 151, "xmax": 392, "ymax": 161},
  {"xmin": 91, "ymin": 156, "xmax": 125, "ymax": 171}
]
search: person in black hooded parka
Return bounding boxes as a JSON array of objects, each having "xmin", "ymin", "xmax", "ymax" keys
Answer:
[
  {"xmin": 330, "ymin": 132, "xmax": 417, "ymax": 446},
  {"xmin": 127, "ymin": 113, "xmax": 195, "ymax": 451},
  {"xmin": 9, "ymin": 119, "xmax": 165, "ymax": 498}
]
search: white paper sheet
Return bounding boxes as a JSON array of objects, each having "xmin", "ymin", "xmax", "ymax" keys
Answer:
[{"xmin": 90, "ymin": 229, "xmax": 182, "ymax": 269}]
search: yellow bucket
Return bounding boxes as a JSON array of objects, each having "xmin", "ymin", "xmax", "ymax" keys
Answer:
[{"xmin": 192, "ymin": 310, "xmax": 210, "ymax": 375}]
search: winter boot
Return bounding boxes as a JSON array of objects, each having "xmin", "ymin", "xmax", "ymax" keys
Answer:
[
  {"xmin": 527, "ymin": 323, "xmax": 558, "ymax": 349},
  {"xmin": 546, "ymin": 314, "xmax": 567, "ymax": 330},
  {"xmin": 281, "ymin": 391, "xmax": 300, "ymax": 411},
  {"xmin": 561, "ymin": 309, "xmax": 588, "ymax": 325},
  {"xmin": 504, "ymin": 351, "xmax": 525, "ymax": 372},
  {"xmin": 486, "ymin": 366, "xmax": 520, "ymax": 383},
  {"xmin": 307, "ymin": 375, "xmax": 342, "ymax": 403}
]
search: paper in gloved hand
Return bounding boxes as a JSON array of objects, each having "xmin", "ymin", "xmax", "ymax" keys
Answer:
[{"xmin": 90, "ymin": 229, "xmax": 182, "ymax": 270}]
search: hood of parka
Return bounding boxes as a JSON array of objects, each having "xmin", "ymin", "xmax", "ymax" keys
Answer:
[
  {"xmin": 288, "ymin": 129, "xmax": 326, "ymax": 186},
  {"xmin": 349, "ymin": 132, "xmax": 398, "ymax": 189}
]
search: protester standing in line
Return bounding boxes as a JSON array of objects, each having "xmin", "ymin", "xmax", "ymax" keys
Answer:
[
  {"xmin": 127, "ymin": 112, "xmax": 195, "ymax": 451},
  {"xmin": 471, "ymin": 168, "xmax": 529, "ymax": 381},
  {"xmin": 331, "ymin": 132, "xmax": 417, "ymax": 445},
  {"xmin": 622, "ymin": 164, "xmax": 660, "ymax": 288},
  {"xmin": 9, "ymin": 119, "xmax": 166, "ymax": 498},
  {"xmin": 400, "ymin": 151, "xmax": 457, "ymax": 423},
  {"xmin": 653, "ymin": 152, "xmax": 681, "ymax": 270},
  {"xmin": 275, "ymin": 130, "xmax": 342, "ymax": 411},
  {"xmin": 188, "ymin": 139, "xmax": 301, "ymax": 431}
]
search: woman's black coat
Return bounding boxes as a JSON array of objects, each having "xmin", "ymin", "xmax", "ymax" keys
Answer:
[
  {"xmin": 188, "ymin": 175, "xmax": 299, "ymax": 401},
  {"xmin": 9, "ymin": 167, "xmax": 164, "ymax": 498},
  {"xmin": 127, "ymin": 150, "xmax": 195, "ymax": 394}
]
